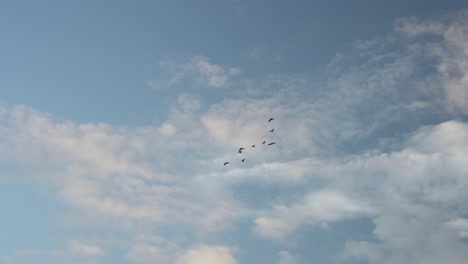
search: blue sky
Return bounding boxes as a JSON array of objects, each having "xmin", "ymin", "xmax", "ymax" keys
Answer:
[{"xmin": 1, "ymin": 1, "xmax": 468, "ymax": 263}]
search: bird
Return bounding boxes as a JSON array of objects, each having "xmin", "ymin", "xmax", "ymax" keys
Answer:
[
  {"xmin": 262, "ymin": 141, "xmax": 266, "ymax": 144},
  {"xmin": 241, "ymin": 158, "xmax": 245, "ymax": 162},
  {"xmin": 238, "ymin": 147, "xmax": 244, "ymax": 153},
  {"xmin": 268, "ymin": 118, "xmax": 274, "ymax": 122},
  {"xmin": 269, "ymin": 128, "xmax": 274, "ymax": 132},
  {"xmin": 251, "ymin": 145, "xmax": 255, "ymax": 147},
  {"xmin": 224, "ymin": 162, "xmax": 230, "ymax": 166},
  {"xmin": 268, "ymin": 142, "xmax": 276, "ymax": 146}
]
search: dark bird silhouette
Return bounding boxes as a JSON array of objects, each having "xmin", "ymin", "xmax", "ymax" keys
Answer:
[
  {"xmin": 269, "ymin": 128, "xmax": 274, "ymax": 132},
  {"xmin": 238, "ymin": 147, "xmax": 244, "ymax": 153},
  {"xmin": 262, "ymin": 141, "xmax": 266, "ymax": 144},
  {"xmin": 241, "ymin": 158, "xmax": 245, "ymax": 162},
  {"xmin": 268, "ymin": 118, "xmax": 274, "ymax": 122},
  {"xmin": 268, "ymin": 142, "xmax": 276, "ymax": 146},
  {"xmin": 251, "ymin": 145, "xmax": 255, "ymax": 147},
  {"xmin": 224, "ymin": 162, "xmax": 230, "ymax": 166}
]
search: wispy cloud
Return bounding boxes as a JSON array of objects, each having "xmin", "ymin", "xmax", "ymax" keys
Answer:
[
  {"xmin": 277, "ymin": 250, "xmax": 301, "ymax": 264},
  {"xmin": 254, "ymin": 191, "xmax": 374, "ymax": 240},
  {"xmin": 149, "ymin": 56, "xmax": 242, "ymax": 90},
  {"xmin": 395, "ymin": 10, "xmax": 468, "ymax": 115}
]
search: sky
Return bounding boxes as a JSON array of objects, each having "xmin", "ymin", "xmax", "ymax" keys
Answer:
[{"xmin": 0, "ymin": 0, "xmax": 468, "ymax": 263}]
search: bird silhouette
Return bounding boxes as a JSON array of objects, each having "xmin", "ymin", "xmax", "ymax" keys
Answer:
[
  {"xmin": 262, "ymin": 141, "xmax": 266, "ymax": 144},
  {"xmin": 238, "ymin": 147, "xmax": 244, "ymax": 153},
  {"xmin": 268, "ymin": 118, "xmax": 274, "ymax": 122},
  {"xmin": 269, "ymin": 128, "xmax": 274, "ymax": 132},
  {"xmin": 268, "ymin": 142, "xmax": 276, "ymax": 146},
  {"xmin": 251, "ymin": 145, "xmax": 255, "ymax": 147},
  {"xmin": 241, "ymin": 158, "xmax": 245, "ymax": 162},
  {"xmin": 224, "ymin": 162, "xmax": 230, "ymax": 166}
]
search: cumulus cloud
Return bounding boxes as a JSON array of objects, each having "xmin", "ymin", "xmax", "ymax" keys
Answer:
[
  {"xmin": 0, "ymin": 103, "xmax": 247, "ymax": 233},
  {"xmin": 334, "ymin": 121, "xmax": 468, "ymax": 263},
  {"xmin": 176, "ymin": 245, "xmax": 237, "ymax": 264}
]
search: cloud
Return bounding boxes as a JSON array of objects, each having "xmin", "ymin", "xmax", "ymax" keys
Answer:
[
  {"xmin": 126, "ymin": 235, "xmax": 179, "ymax": 264},
  {"xmin": 277, "ymin": 250, "xmax": 300, "ymax": 264},
  {"xmin": 68, "ymin": 240, "xmax": 105, "ymax": 257},
  {"xmin": 149, "ymin": 56, "xmax": 241, "ymax": 90},
  {"xmin": 0, "ymin": 256, "xmax": 11, "ymax": 264},
  {"xmin": 0, "ymin": 103, "xmax": 246, "ymax": 233},
  {"xmin": 339, "ymin": 240, "xmax": 384, "ymax": 263},
  {"xmin": 334, "ymin": 120, "xmax": 468, "ymax": 263},
  {"xmin": 253, "ymin": 191, "xmax": 373, "ymax": 240},
  {"xmin": 176, "ymin": 245, "xmax": 237, "ymax": 264},
  {"xmin": 395, "ymin": 10, "xmax": 468, "ymax": 115},
  {"xmin": 446, "ymin": 218, "xmax": 468, "ymax": 238}
]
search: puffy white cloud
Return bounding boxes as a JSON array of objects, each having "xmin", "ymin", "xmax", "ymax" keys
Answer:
[
  {"xmin": 335, "ymin": 121, "xmax": 468, "ymax": 263},
  {"xmin": 176, "ymin": 245, "xmax": 237, "ymax": 264},
  {"xmin": 0, "ymin": 104, "xmax": 246, "ymax": 234}
]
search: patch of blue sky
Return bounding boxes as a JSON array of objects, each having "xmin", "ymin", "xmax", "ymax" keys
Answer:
[{"xmin": 0, "ymin": 182, "xmax": 62, "ymax": 259}]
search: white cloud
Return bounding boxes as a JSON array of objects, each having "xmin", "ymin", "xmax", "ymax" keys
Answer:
[
  {"xmin": 396, "ymin": 11, "xmax": 468, "ymax": 115},
  {"xmin": 68, "ymin": 240, "xmax": 105, "ymax": 257},
  {"xmin": 126, "ymin": 235, "xmax": 179, "ymax": 264},
  {"xmin": 277, "ymin": 250, "xmax": 300, "ymax": 264},
  {"xmin": 446, "ymin": 218, "xmax": 468, "ymax": 238},
  {"xmin": 254, "ymin": 191, "xmax": 373, "ymax": 240},
  {"xmin": 150, "ymin": 56, "xmax": 241, "ymax": 89},
  {"xmin": 0, "ymin": 104, "xmax": 247, "ymax": 234},
  {"xmin": 176, "ymin": 245, "xmax": 237, "ymax": 264},
  {"xmin": 334, "ymin": 120, "xmax": 468, "ymax": 263}
]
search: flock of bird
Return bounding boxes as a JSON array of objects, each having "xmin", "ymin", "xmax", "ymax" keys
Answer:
[{"xmin": 223, "ymin": 118, "xmax": 276, "ymax": 166}]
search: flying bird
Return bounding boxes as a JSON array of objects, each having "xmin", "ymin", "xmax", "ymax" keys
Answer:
[
  {"xmin": 269, "ymin": 128, "xmax": 274, "ymax": 132},
  {"xmin": 268, "ymin": 142, "xmax": 276, "ymax": 146},
  {"xmin": 251, "ymin": 145, "xmax": 255, "ymax": 147},
  {"xmin": 241, "ymin": 158, "xmax": 245, "ymax": 162},
  {"xmin": 262, "ymin": 141, "xmax": 266, "ymax": 144},
  {"xmin": 238, "ymin": 147, "xmax": 244, "ymax": 153},
  {"xmin": 268, "ymin": 118, "xmax": 274, "ymax": 122},
  {"xmin": 224, "ymin": 162, "xmax": 230, "ymax": 166}
]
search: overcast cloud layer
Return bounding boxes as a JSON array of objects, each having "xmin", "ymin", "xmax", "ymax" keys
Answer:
[{"xmin": 0, "ymin": 7, "xmax": 467, "ymax": 264}]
